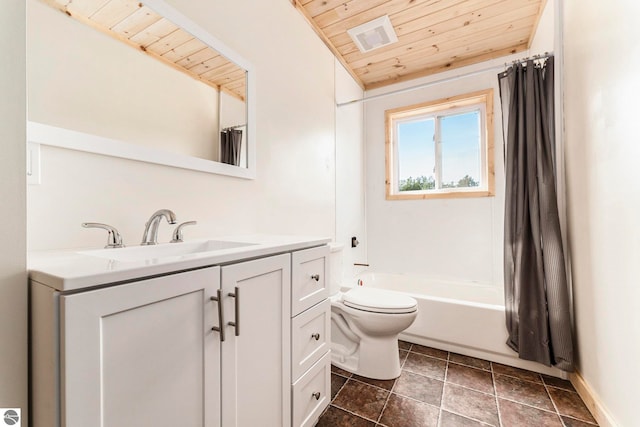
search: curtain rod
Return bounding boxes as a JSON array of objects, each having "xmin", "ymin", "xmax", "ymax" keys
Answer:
[
  {"xmin": 336, "ymin": 51, "xmax": 554, "ymax": 107},
  {"xmin": 505, "ymin": 51, "xmax": 553, "ymax": 67},
  {"xmin": 222, "ymin": 124, "xmax": 246, "ymax": 131}
]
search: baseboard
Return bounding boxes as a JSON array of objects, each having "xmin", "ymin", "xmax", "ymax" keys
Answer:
[{"xmin": 569, "ymin": 370, "xmax": 618, "ymax": 427}]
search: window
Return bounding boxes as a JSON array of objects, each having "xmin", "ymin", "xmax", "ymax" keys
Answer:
[{"xmin": 385, "ymin": 89, "xmax": 494, "ymax": 200}]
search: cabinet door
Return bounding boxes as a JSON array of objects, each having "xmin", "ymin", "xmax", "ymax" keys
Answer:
[
  {"xmin": 221, "ymin": 254, "xmax": 291, "ymax": 427},
  {"xmin": 60, "ymin": 267, "xmax": 221, "ymax": 427}
]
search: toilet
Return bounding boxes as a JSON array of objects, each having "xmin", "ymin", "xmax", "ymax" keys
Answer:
[{"xmin": 329, "ymin": 244, "xmax": 418, "ymax": 380}]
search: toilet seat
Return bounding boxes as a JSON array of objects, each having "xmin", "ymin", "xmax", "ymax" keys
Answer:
[{"xmin": 342, "ymin": 287, "xmax": 417, "ymax": 314}]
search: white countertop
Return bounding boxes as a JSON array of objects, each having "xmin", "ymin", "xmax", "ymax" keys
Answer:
[{"xmin": 28, "ymin": 235, "xmax": 331, "ymax": 292}]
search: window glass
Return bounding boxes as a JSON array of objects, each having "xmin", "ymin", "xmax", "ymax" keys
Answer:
[
  {"xmin": 397, "ymin": 118, "xmax": 435, "ymax": 191},
  {"xmin": 440, "ymin": 111, "xmax": 481, "ymax": 189}
]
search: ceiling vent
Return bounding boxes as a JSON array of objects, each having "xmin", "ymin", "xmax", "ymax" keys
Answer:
[{"xmin": 347, "ymin": 15, "xmax": 398, "ymax": 54}]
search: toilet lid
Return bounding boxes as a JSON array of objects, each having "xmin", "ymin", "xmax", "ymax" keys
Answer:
[{"xmin": 342, "ymin": 287, "xmax": 417, "ymax": 314}]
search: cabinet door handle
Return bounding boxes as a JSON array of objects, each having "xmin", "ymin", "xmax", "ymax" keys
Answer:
[
  {"xmin": 311, "ymin": 333, "xmax": 320, "ymax": 341},
  {"xmin": 312, "ymin": 392, "xmax": 321, "ymax": 400},
  {"xmin": 210, "ymin": 289, "xmax": 225, "ymax": 342},
  {"xmin": 227, "ymin": 287, "xmax": 240, "ymax": 336},
  {"xmin": 311, "ymin": 274, "xmax": 320, "ymax": 281}
]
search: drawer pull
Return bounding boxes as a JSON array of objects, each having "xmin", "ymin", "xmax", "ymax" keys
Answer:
[
  {"xmin": 311, "ymin": 333, "xmax": 320, "ymax": 341},
  {"xmin": 310, "ymin": 274, "xmax": 320, "ymax": 281},
  {"xmin": 210, "ymin": 290, "xmax": 225, "ymax": 342},
  {"xmin": 312, "ymin": 392, "xmax": 321, "ymax": 400}
]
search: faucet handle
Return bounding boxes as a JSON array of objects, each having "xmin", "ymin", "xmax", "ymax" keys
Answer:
[
  {"xmin": 82, "ymin": 222, "xmax": 125, "ymax": 248},
  {"xmin": 170, "ymin": 221, "xmax": 197, "ymax": 243}
]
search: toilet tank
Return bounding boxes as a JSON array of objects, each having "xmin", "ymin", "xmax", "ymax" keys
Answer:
[{"xmin": 328, "ymin": 243, "xmax": 344, "ymax": 295}]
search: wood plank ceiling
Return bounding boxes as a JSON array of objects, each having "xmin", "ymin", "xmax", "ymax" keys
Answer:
[
  {"xmin": 40, "ymin": 0, "xmax": 246, "ymax": 100},
  {"xmin": 292, "ymin": 0, "xmax": 547, "ymax": 90}
]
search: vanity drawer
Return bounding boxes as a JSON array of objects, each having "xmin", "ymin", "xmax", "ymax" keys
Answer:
[
  {"xmin": 292, "ymin": 299, "xmax": 330, "ymax": 381},
  {"xmin": 292, "ymin": 352, "xmax": 331, "ymax": 427},
  {"xmin": 292, "ymin": 246, "xmax": 329, "ymax": 316}
]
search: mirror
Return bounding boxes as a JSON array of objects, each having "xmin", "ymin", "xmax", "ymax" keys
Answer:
[{"xmin": 27, "ymin": 0, "xmax": 256, "ymax": 179}]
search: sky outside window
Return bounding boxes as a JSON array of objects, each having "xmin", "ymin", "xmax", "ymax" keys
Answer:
[
  {"xmin": 441, "ymin": 111, "xmax": 481, "ymax": 186},
  {"xmin": 397, "ymin": 118, "xmax": 435, "ymax": 184}
]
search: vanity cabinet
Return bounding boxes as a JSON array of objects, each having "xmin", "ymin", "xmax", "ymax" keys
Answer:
[
  {"xmin": 56, "ymin": 267, "xmax": 222, "ymax": 427},
  {"xmin": 31, "ymin": 244, "xmax": 329, "ymax": 427}
]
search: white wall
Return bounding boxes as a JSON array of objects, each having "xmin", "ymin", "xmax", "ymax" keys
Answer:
[
  {"xmin": 529, "ymin": 0, "xmax": 555, "ymax": 54},
  {"xmin": 363, "ymin": 60, "xmax": 512, "ymax": 286},
  {"xmin": 335, "ymin": 62, "xmax": 366, "ymax": 280},
  {"xmin": 564, "ymin": 0, "xmax": 640, "ymax": 425},
  {"xmin": 0, "ymin": 0, "xmax": 28, "ymax": 420},
  {"xmin": 27, "ymin": 0, "xmax": 336, "ymax": 251}
]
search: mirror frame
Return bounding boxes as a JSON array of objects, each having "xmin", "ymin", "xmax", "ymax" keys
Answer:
[{"xmin": 27, "ymin": 0, "xmax": 256, "ymax": 179}]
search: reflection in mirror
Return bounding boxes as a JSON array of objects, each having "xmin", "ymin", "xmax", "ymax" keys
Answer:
[{"xmin": 28, "ymin": 0, "xmax": 255, "ymax": 177}]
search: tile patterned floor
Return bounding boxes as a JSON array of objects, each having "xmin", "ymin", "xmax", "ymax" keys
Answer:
[{"xmin": 316, "ymin": 341, "xmax": 597, "ymax": 427}]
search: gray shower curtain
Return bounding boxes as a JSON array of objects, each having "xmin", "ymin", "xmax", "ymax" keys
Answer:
[
  {"xmin": 220, "ymin": 129, "xmax": 243, "ymax": 166},
  {"xmin": 498, "ymin": 56, "xmax": 574, "ymax": 371}
]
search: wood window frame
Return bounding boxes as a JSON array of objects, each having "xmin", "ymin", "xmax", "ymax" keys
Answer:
[{"xmin": 385, "ymin": 89, "xmax": 495, "ymax": 200}]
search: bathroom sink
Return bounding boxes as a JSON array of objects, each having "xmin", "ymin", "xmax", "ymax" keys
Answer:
[{"xmin": 79, "ymin": 240, "xmax": 257, "ymax": 262}]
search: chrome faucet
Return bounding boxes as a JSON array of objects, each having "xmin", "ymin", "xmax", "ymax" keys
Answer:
[{"xmin": 141, "ymin": 209, "xmax": 177, "ymax": 245}]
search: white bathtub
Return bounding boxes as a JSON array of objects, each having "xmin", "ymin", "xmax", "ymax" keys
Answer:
[{"xmin": 349, "ymin": 272, "xmax": 564, "ymax": 376}]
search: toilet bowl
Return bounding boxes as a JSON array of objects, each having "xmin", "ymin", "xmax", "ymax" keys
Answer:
[{"xmin": 328, "ymin": 244, "xmax": 418, "ymax": 380}]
